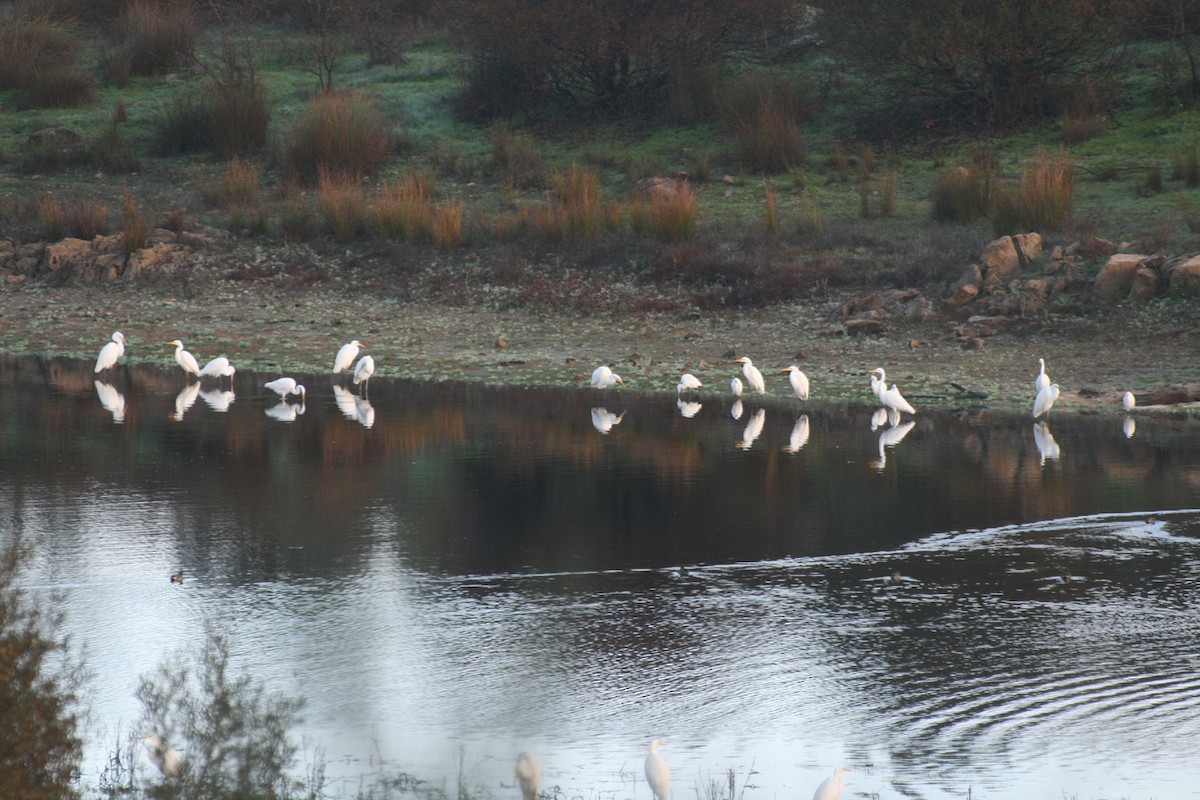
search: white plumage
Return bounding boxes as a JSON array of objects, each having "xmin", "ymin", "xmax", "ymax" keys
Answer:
[
  {"xmin": 645, "ymin": 740, "xmax": 670, "ymax": 800},
  {"xmin": 353, "ymin": 355, "xmax": 375, "ymax": 394},
  {"xmin": 1122, "ymin": 391, "xmax": 1135, "ymax": 411},
  {"xmin": 730, "ymin": 377, "xmax": 743, "ymax": 397},
  {"xmin": 781, "ymin": 365, "xmax": 809, "ymax": 400},
  {"xmin": 812, "ymin": 767, "xmax": 850, "ymax": 800},
  {"xmin": 734, "ymin": 357, "xmax": 766, "ymax": 395},
  {"xmin": 94, "ymin": 331, "xmax": 127, "ymax": 374},
  {"xmin": 1033, "ymin": 382, "xmax": 1060, "ymax": 418},
  {"xmin": 1035, "ymin": 358, "xmax": 1051, "ymax": 393},
  {"xmin": 265, "ymin": 377, "xmax": 306, "ymax": 401},
  {"xmin": 591, "ymin": 365, "xmax": 624, "ymax": 389},
  {"xmin": 139, "ymin": 733, "xmax": 183, "ymax": 779},
  {"xmin": 199, "ymin": 356, "xmax": 235, "ymax": 387},
  {"xmin": 676, "ymin": 373, "xmax": 702, "ymax": 394},
  {"xmin": 167, "ymin": 340, "xmax": 200, "ymax": 379},
  {"xmin": 334, "ymin": 340, "xmax": 366, "ymax": 375},
  {"xmin": 515, "ymin": 752, "xmax": 540, "ymax": 800}
]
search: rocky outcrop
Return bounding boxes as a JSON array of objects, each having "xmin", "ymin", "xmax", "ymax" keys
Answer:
[{"xmin": 1092, "ymin": 254, "xmax": 1147, "ymax": 302}]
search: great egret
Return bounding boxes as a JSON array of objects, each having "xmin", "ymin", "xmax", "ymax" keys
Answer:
[
  {"xmin": 1032, "ymin": 382, "xmax": 1060, "ymax": 418},
  {"xmin": 677, "ymin": 399, "xmax": 702, "ymax": 418},
  {"xmin": 868, "ymin": 367, "xmax": 887, "ymax": 404},
  {"xmin": 171, "ymin": 383, "xmax": 200, "ymax": 421},
  {"xmin": 734, "ymin": 357, "xmax": 766, "ymax": 395},
  {"xmin": 677, "ymin": 373, "xmax": 702, "ymax": 395},
  {"xmin": 780, "ymin": 366, "xmax": 810, "ymax": 400},
  {"xmin": 591, "ymin": 407, "xmax": 625, "ymax": 433},
  {"xmin": 1033, "ymin": 420, "xmax": 1060, "ymax": 464},
  {"xmin": 165, "ymin": 340, "xmax": 200, "ymax": 381},
  {"xmin": 812, "ymin": 767, "xmax": 850, "ymax": 800},
  {"xmin": 645, "ymin": 740, "xmax": 670, "ymax": 800},
  {"xmin": 266, "ymin": 400, "xmax": 305, "ymax": 422},
  {"xmin": 1122, "ymin": 391, "xmax": 1135, "ymax": 411},
  {"xmin": 94, "ymin": 380, "xmax": 126, "ymax": 423},
  {"xmin": 784, "ymin": 415, "xmax": 810, "ymax": 453},
  {"xmin": 730, "ymin": 377, "xmax": 743, "ymax": 397},
  {"xmin": 95, "ymin": 331, "xmax": 127, "ymax": 374},
  {"xmin": 334, "ymin": 340, "xmax": 366, "ymax": 377},
  {"xmin": 265, "ymin": 377, "xmax": 306, "ymax": 401},
  {"xmin": 515, "ymin": 752, "xmax": 541, "ymax": 800},
  {"xmin": 737, "ymin": 408, "xmax": 766, "ymax": 450},
  {"xmin": 139, "ymin": 733, "xmax": 183, "ymax": 779},
  {"xmin": 874, "ymin": 374, "xmax": 915, "ymax": 415},
  {"xmin": 353, "ymin": 355, "xmax": 375, "ymax": 396},
  {"xmin": 1035, "ymin": 358, "xmax": 1050, "ymax": 393},
  {"xmin": 591, "ymin": 365, "xmax": 625, "ymax": 389},
  {"xmin": 199, "ymin": 356, "xmax": 235, "ymax": 388},
  {"xmin": 730, "ymin": 399, "xmax": 744, "ymax": 420}
]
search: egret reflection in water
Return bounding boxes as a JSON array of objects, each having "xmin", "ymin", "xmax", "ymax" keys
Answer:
[
  {"xmin": 1034, "ymin": 420, "xmax": 1061, "ymax": 464},
  {"xmin": 737, "ymin": 408, "xmax": 766, "ymax": 450},
  {"xmin": 590, "ymin": 407, "xmax": 624, "ymax": 434},
  {"xmin": 94, "ymin": 380, "xmax": 126, "ymax": 423},
  {"xmin": 355, "ymin": 396, "xmax": 375, "ymax": 428},
  {"xmin": 171, "ymin": 382, "xmax": 201, "ymax": 421},
  {"xmin": 266, "ymin": 400, "xmax": 305, "ymax": 422},
  {"xmin": 676, "ymin": 399, "xmax": 702, "ymax": 419},
  {"xmin": 333, "ymin": 385, "xmax": 359, "ymax": 420},
  {"xmin": 200, "ymin": 388, "xmax": 236, "ymax": 413},
  {"xmin": 730, "ymin": 399, "xmax": 743, "ymax": 420},
  {"xmin": 873, "ymin": 419, "xmax": 915, "ymax": 471},
  {"xmin": 870, "ymin": 407, "xmax": 888, "ymax": 431},
  {"xmin": 1123, "ymin": 416, "xmax": 1136, "ymax": 439},
  {"xmin": 783, "ymin": 415, "xmax": 810, "ymax": 453}
]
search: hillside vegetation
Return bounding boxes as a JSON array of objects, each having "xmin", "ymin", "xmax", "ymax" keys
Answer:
[{"xmin": 2, "ymin": 0, "xmax": 1200, "ymax": 313}]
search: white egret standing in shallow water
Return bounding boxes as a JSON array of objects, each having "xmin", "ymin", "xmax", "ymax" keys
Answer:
[
  {"xmin": 591, "ymin": 365, "xmax": 624, "ymax": 389},
  {"xmin": 199, "ymin": 356, "xmax": 235, "ymax": 388},
  {"xmin": 166, "ymin": 340, "xmax": 201, "ymax": 381},
  {"xmin": 265, "ymin": 377, "xmax": 306, "ymax": 401},
  {"xmin": 515, "ymin": 752, "xmax": 540, "ymax": 800},
  {"xmin": 353, "ymin": 355, "xmax": 375, "ymax": 396},
  {"xmin": 95, "ymin": 331, "xmax": 127, "ymax": 374},
  {"xmin": 780, "ymin": 365, "xmax": 809, "ymax": 400},
  {"xmin": 812, "ymin": 767, "xmax": 850, "ymax": 800},
  {"xmin": 333, "ymin": 340, "xmax": 366, "ymax": 378},
  {"xmin": 676, "ymin": 372, "xmax": 702, "ymax": 395},
  {"xmin": 734, "ymin": 357, "xmax": 766, "ymax": 395},
  {"xmin": 1122, "ymin": 391, "xmax": 1136, "ymax": 411},
  {"xmin": 645, "ymin": 740, "xmax": 670, "ymax": 800},
  {"xmin": 1033, "ymin": 382, "xmax": 1060, "ymax": 418},
  {"xmin": 1036, "ymin": 358, "xmax": 1051, "ymax": 393},
  {"xmin": 139, "ymin": 733, "xmax": 183, "ymax": 779}
]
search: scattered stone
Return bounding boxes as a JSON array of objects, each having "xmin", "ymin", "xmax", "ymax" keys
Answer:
[
  {"xmin": 1093, "ymin": 253, "xmax": 1147, "ymax": 301},
  {"xmin": 1129, "ymin": 267, "xmax": 1161, "ymax": 301},
  {"xmin": 963, "ymin": 337, "xmax": 986, "ymax": 350},
  {"xmin": 845, "ymin": 318, "xmax": 884, "ymax": 336},
  {"xmin": 495, "ymin": 337, "xmax": 507, "ymax": 348},
  {"xmin": 1167, "ymin": 254, "xmax": 1200, "ymax": 296}
]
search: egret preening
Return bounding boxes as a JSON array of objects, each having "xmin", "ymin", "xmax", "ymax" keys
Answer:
[
  {"xmin": 139, "ymin": 733, "xmax": 183, "ymax": 779},
  {"xmin": 333, "ymin": 340, "xmax": 366, "ymax": 378},
  {"xmin": 515, "ymin": 752, "xmax": 541, "ymax": 800},
  {"xmin": 1033, "ymin": 382, "xmax": 1060, "ymax": 418},
  {"xmin": 95, "ymin": 331, "xmax": 127, "ymax": 374},
  {"xmin": 199, "ymin": 356, "xmax": 235, "ymax": 388},
  {"xmin": 265, "ymin": 377, "xmax": 306, "ymax": 402},
  {"xmin": 1122, "ymin": 391, "xmax": 1135, "ymax": 411},
  {"xmin": 730, "ymin": 377, "xmax": 743, "ymax": 397},
  {"xmin": 1035, "ymin": 358, "xmax": 1050, "ymax": 393},
  {"xmin": 166, "ymin": 340, "xmax": 201, "ymax": 381},
  {"xmin": 645, "ymin": 740, "xmax": 670, "ymax": 800},
  {"xmin": 734, "ymin": 357, "xmax": 766, "ymax": 395},
  {"xmin": 353, "ymin": 355, "xmax": 375, "ymax": 396},
  {"xmin": 677, "ymin": 373, "xmax": 702, "ymax": 395},
  {"xmin": 812, "ymin": 767, "xmax": 850, "ymax": 800},
  {"xmin": 780, "ymin": 366, "xmax": 809, "ymax": 401},
  {"xmin": 591, "ymin": 365, "xmax": 625, "ymax": 389}
]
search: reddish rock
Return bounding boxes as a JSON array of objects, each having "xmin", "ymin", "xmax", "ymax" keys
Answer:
[
  {"xmin": 1168, "ymin": 255, "xmax": 1200, "ymax": 296},
  {"xmin": 45, "ymin": 238, "xmax": 92, "ymax": 273},
  {"xmin": 1093, "ymin": 254, "xmax": 1147, "ymax": 302},
  {"xmin": 1129, "ymin": 267, "xmax": 1161, "ymax": 301}
]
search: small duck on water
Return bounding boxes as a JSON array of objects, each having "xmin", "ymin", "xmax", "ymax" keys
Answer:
[{"xmin": 170, "ymin": 570, "xmax": 184, "ymax": 584}]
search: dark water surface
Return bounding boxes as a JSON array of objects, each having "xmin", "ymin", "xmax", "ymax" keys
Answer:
[{"xmin": 3, "ymin": 355, "xmax": 1200, "ymax": 799}]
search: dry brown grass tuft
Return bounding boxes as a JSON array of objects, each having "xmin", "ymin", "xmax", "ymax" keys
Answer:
[
  {"xmin": 284, "ymin": 91, "xmax": 391, "ymax": 185},
  {"xmin": 317, "ymin": 170, "xmax": 367, "ymax": 242},
  {"xmin": 631, "ymin": 182, "xmax": 698, "ymax": 242}
]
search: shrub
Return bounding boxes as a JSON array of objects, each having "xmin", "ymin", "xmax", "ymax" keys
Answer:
[
  {"xmin": 489, "ymin": 127, "xmax": 546, "ymax": 188},
  {"xmin": 1171, "ymin": 139, "xmax": 1200, "ymax": 188},
  {"xmin": 116, "ymin": 0, "xmax": 197, "ymax": 75},
  {"xmin": 432, "ymin": 200, "xmax": 464, "ymax": 248},
  {"xmin": 121, "ymin": 190, "xmax": 148, "ymax": 253},
  {"xmin": 207, "ymin": 69, "xmax": 271, "ymax": 158},
  {"xmin": 553, "ymin": 164, "xmax": 605, "ymax": 239},
  {"xmin": 0, "ymin": 13, "xmax": 95, "ymax": 109},
  {"xmin": 630, "ymin": 182, "xmax": 698, "ymax": 242},
  {"xmin": 68, "ymin": 197, "xmax": 110, "ymax": 239},
  {"xmin": 731, "ymin": 101, "xmax": 804, "ymax": 174},
  {"xmin": 222, "ymin": 158, "xmax": 261, "ymax": 207},
  {"xmin": 931, "ymin": 166, "xmax": 990, "ymax": 223},
  {"xmin": 282, "ymin": 90, "xmax": 390, "ymax": 184},
  {"xmin": 373, "ymin": 174, "xmax": 433, "ymax": 241},
  {"xmin": 317, "ymin": 170, "xmax": 367, "ymax": 241},
  {"xmin": 279, "ymin": 199, "xmax": 314, "ymax": 241},
  {"xmin": 1016, "ymin": 150, "xmax": 1075, "ymax": 232},
  {"xmin": 90, "ymin": 121, "xmax": 139, "ymax": 173},
  {"xmin": 35, "ymin": 194, "xmax": 68, "ymax": 240},
  {"xmin": 152, "ymin": 92, "xmax": 214, "ymax": 155}
]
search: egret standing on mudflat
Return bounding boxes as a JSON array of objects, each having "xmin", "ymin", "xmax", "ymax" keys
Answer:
[
  {"xmin": 730, "ymin": 377, "xmax": 743, "ymax": 397},
  {"xmin": 781, "ymin": 365, "xmax": 810, "ymax": 400},
  {"xmin": 677, "ymin": 373, "xmax": 702, "ymax": 395},
  {"xmin": 812, "ymin": 767, "xmax": 850, "ymax": 800},
  {"xmin": 166, "ymin": 340, "xmax": 201, "ymax": 381},
  {"xmin": 515, "ymin": 752, "xmax": 540, "ymax": 800},
  {"xmin": 591, "ymin": 365, "xmax": 625, "ymax": 389},
  {"xmin": 645, "ymin": 740, "xmax": 670, "ymax": 800},
  {"xmin": 139, "ymin": 733, "xmax": 183, "ymax": 779},
  {"xmin": 199, "ymin": 356, "xmax": 235, "ymax": 388},
  {"xmin": 868, "ymin": 367, "xmax": 887, "ymax": 404},
  {"xmin": 1122, "ymin": 391, "xmax": 1136, "ymax": 411},
  {"xmin": 870, "ymin": 370, "xmax": 915, "ymax": 415},
  {"xmin": 95, "ymin": 331, "xmax": 127, "ymax": 374},
  {"xmin": 333, "ymin": 340, "xmax": 366, "ymax": 379},
  {"xmin": 265, "ymin": 377, "xmax": 306, "ymax": 402},
  {"xmin": 1033, "ymin": 382, "xmax": 1060, "ymax": 418},
  {"xmin": 353, "ymin": 355, "xmax": 375, "ymax": 396},
  {"xmin": 1035, "ymin": 358, "xmax": 1051, "ymax": 393},
  {"xmin": 734, "ymin": 357, "xmax": 766, "ymax": 395}
]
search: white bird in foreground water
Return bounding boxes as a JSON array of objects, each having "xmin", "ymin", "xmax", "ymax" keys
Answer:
[
  {"xmin": 265, "ymin": 377, "xmax": 306, "ymax": 401},
  {"xmin": 730, "ymin": 376, "xmax": 743, "ymax": 397},
  {"xmin": 591, "ymin": 365, "xmax": 625, "ymax": 389},
  {"xmin": 734, "ymin": 357, "xmax": 766, "ymax": 395},
  {"xmin": 677, "ymin": 372, "xmax": 702, "ymax": 395},
  {"xmin": 94, "ymin": 331, "xmax": 127, "ymax": 374},
  {"xmin": 333, "ymin": 340, "xmax": 366, "ymax": 377},
  {"xmin": 353, "ymin": 355, "xmax": 375, "ymax": 395},
  {"xmin": 515, "ymin": 752, "xmax": 540, "ymax": 800},
  {"xmin": 781, "ymin": 365, "xmax": 809, "ymax": 400},
  {"xmin": 198, "ymin": 356, "xmax": 235, "ymax": 387},
  {"xmin": 1033, "ymin": 382, "xmax": 1060, "ymax": 418},
  {"xmin": 1035, "ymin": 358, "xmax": 1051, "ymax": 393},
  {"xmin": 645, "ymin": 740, "xmax": 670, "ymax": 800},
  {"xmin": 1122, "ymin": 391, "xmax": 1135, "ymax": 411},
  {"xmin": 139, "ymin": 733, "xmax": 183, "ymax": 779},
  {"xmin": 166, "ymin": 340, "xmax": 201, "ymax": 381},
  {"xmin": 812, "ymin": 767, "xmax": 850, "ymax": 800}
]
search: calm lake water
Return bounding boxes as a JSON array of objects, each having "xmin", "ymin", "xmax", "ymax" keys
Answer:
[{"xmin": 3, "ymin": 354, "xmax": 1200, "ymax": 799}]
